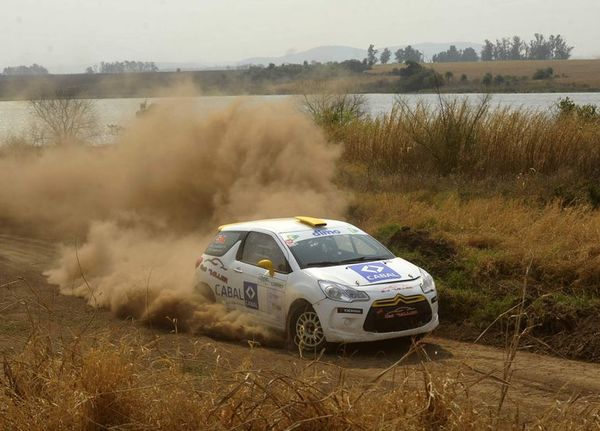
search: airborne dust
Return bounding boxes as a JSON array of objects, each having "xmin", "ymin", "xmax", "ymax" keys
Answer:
[{"xmin": 0, "ymin": 99, "xmax": 346, "ymax": 342}]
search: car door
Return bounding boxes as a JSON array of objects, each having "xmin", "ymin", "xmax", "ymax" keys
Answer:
[{"xmin": 231, "ymin": 231, "xmax": 291, "ymax": 330}]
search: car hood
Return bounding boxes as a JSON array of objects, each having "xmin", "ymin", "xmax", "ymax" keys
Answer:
[{"xmin": 303, "ymin": 258, "xmax": 421, "ymax": 287}]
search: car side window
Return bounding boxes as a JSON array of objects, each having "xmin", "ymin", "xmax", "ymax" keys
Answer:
[
  {"xmin": 240, "ymin": 232, "xmax": 291, "ymax": 273},
  {"xmin": 204, "ymin": 231, "xmax": 244, "ymax": 257}
]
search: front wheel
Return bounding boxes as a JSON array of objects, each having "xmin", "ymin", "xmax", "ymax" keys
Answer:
[{"xmin": 290, "ymin": 304, "xmax": 327, "ymax": 353}]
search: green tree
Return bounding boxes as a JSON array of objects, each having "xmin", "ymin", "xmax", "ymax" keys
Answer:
[
  {"xmin": 394, "ymin": 48, "xmax": 405, "ymax": 63},
  {"xmin": 528, "ymin": 34, "xmax": 551, "ymax": 60},
  {"xmin": 481, "ymin": 40, "xmax": 494, "ymax": 61},
  {"xmin": 461, "ymin": 47, "xmax": 479, "ymax": 62},
  {"xmin": 380, "ymin": 47, "xmax": 391, "ymax": 64},
  {"xmin": 550, "ymin": 35, "xmax": 573, "ymax": 59},
  {"xmin": 404, "ymin": 45, "xmax": 423, "ymax": 62},
  {"xmin": 509, "ymin": 36, "xmax": 526, "ymax": 60},
  {"xmin": 394, "ymin": 45, "xmax": 423, "ymax": 63},
  {"xmin": 367, "ymin": 44, "xmax": 378, "ymax": 66}
]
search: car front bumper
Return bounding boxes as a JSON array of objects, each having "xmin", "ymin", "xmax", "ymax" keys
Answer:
[{"xmin": 312, "ymin": 290, "xmax": 439, "ymax": 343}]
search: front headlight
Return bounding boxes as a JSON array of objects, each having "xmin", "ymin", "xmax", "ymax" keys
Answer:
[
  {"xmin": 318, "ymin": 280, "xmax": 370, "ymax": 302},
  {"xmin": 419, "ymin": 268, "xmax": 436, "ymax": 293}
]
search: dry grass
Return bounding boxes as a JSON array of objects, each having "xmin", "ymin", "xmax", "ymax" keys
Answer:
[
  {"xmin": 338, "ymin": 98, "xmax": 600, "ymax": 178},
  {"xmin": 1, "ymin": 333, "xmax": 598, "ymax": 431},
  {"xmin": 371, "ymin": 59, "xmax": 600, "ymax": 88},
  {"xmin": 355, "ymin": 192, "xmax": 600, "ymax": 282}
]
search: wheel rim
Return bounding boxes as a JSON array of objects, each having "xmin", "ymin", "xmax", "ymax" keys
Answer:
[{"xmin": 295, "ymin": 311, "xmax": 325, "ymax": 349}]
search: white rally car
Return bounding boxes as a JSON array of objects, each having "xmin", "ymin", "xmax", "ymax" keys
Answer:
[{"xmin": 194, "ymin": 217, "xmax": 439, "ymax": 351}]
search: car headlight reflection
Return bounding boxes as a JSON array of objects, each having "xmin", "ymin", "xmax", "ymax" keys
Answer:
[
  {"xmin": 318, "ymin": 280, "xmax": 370, "ymax": 302},
  {"xmin": 419, "ymin": 268, "xmax": 436, "ymax": 294}
]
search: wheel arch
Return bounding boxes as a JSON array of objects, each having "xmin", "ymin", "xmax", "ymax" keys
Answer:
[{"xmin": 285, "ymin": 298, "xmax": 313, "ymax": 339}]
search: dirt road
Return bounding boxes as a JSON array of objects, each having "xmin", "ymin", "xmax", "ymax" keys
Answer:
[{"xmin": 1, "ymin": 232, "xmax": 599, "ymax": 420}]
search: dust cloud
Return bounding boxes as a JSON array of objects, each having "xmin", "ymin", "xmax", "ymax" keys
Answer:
[{"xmin": 0, "ymin": 99, "xmax": 346, "ymax": 342}]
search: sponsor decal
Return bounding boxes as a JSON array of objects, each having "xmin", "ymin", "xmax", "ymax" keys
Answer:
[
  {"xmin": 208, "ymin": 269, "xmax": 228, "ymax": 283},
  {"xmin": 243, "ymin": 281, "xmax": 259, "ymax": 310},
  {"xmin": 377, "ymin": 306, "xmax": 419, "ymax": 319},
  {"xmin": 337, "ymin": 307, "xmax": 363, "ymax": 314},
  {"xmin": 215, "ymin": 284, "xmax": 244, "ymax": 301},
  {"xmin": 206, "ymin": 257, "xmax": 227, "ymax": 270},
  {"xmin": 280, "ymin": 226, "xmax": 365, "ymax": 244},
  {"xmin": 283, "ymin": 234, "xmax": 299, "ymax": 247},
  {"xmin": 348, "ymin": 262, "xmax": 402, "ymax": 283},
  {"xmin": 380, "ymin": 285, "xmax": 411, "ymax": 293},
  {"xmin": 214, "ymin": 282, "xmax": 260, "ymax": 310},
  {"xmin": 312, "ymin": 229, "xmax": 341, "ymax": 237},
  {"xmin": 214, "ymin": 234, "xmax": 226, "ymax": 244}
]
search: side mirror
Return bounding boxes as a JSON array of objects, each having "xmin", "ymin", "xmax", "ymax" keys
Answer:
[{"xmin": 257, "ymin": 259, "xmax": 275, "ymax": 277}]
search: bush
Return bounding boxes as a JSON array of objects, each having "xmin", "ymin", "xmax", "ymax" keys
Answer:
[
  {"xmin": 340, "ymin": 97, "xmax": 600, "ymax": 177},
  {"xmin": 556, "ymin": 97, "xmax": 600, "ymax": 122},
  {"xmin": 532, "ymin": 67, "xmax": 554, "ymax": 80},
  {"xmin": 301, "ymin": 93, "xmax": 367, "ymax": 128}
]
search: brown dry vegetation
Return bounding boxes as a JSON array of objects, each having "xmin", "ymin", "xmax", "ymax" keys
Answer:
[
  {"xmin": 372, "ymin": 59, "xmax": 600, "ymax": 89},
  {"xmin": 2, "ymin": 95, "xmax": 600, "ymax": 429},
  {"xmin": 325, "ymin": 97, "xmax": 600, "ymax": 360},
  {"xmin": 1, "ymin": 331, "xmax": 599, "ymax": 431}
]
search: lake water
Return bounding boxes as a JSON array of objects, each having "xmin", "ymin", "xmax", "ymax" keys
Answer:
[{"xmin": 1, "ymin": 92, "xmax": 599, "ymax": 144}]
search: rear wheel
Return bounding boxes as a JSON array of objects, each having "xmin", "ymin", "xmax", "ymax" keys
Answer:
[{"xmin": 290, "ymin": 303, "xmax": 327, "ymax": 353}]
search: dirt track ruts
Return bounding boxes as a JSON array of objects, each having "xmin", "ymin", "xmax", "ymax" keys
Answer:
[{"xmin": 1, "ymin": 232, "xmax": 599, "ymax": 418}]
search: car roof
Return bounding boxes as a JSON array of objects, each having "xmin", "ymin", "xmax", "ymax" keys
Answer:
[{"xmin": 218, "ymin": 217, "xmax": 354, "ymax": 234}]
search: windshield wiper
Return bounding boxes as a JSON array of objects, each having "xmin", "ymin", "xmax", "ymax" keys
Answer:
[
  {"xmin": 304, "ymin": 256, "xmax": 392, "ymax": 268},
  {"xmin": 337, "ymin": 256, "xmax": 391, "ymax": 265},
  {"xmin": 304, "ymin": 261, "xmax": 342, "ymax": 268}
]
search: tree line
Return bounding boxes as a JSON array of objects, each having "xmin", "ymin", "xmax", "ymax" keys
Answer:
[
  {"xmin": 481, "ymin": 34, "xmax": 572, "ymax": 61},
  {"xmin": 368, "ymin": 33, "xmax": 572, "ymax": 65},
  {"xmin": 368, "ymin": 44, "xmax": 424, "ymax": 65},
  {"xmin": 2, "ymin": 64, "xmax": 49, "ymax": 75},
  {"xmin": 85, "ymin": 61, "xmax": 159, "ymax": 74}
]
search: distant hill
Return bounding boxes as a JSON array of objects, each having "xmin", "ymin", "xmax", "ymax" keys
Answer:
[
  {"xmin": 239, "ymin": 42, "xmax": 484, "ymax": 66},
  {"xmin": 53, "ymin": 42, "xmax": 485, "ymax": 74},
  {"xmin": 240, "ymin": 46, "xmax": 367, "ymax": 66}
]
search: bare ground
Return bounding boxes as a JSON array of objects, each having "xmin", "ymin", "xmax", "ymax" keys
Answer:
[{"xmin": 1, "ymin": 232, "xmax": 600, "ymax": 423}]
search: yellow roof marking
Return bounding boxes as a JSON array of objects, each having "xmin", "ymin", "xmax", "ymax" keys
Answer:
[
  {"xmin": 217, "ymin": 222, "xmax": 241, "ymax": 231},
  {"xmin": 295, "ymin": 216, "xmax": 327, "ymax": 228}
]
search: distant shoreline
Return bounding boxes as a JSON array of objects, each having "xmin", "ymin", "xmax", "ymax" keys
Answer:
[{"xmin": 1, "ymin": 59, "xmax": 600, "ymax": 101}]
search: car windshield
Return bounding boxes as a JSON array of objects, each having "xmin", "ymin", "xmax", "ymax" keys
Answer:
[{"xmin": 286, "ymin": 233, "xmax": 395, "ymax": 269}]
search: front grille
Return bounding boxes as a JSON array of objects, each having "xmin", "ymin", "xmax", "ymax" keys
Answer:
[{"xmin": 363, "ymin": 293, "xmax": 432, "ymax": 333}]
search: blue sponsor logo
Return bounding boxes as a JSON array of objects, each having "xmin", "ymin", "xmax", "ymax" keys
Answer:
[
  {"xmin": 244, "ymin": 281, "xmax": 259, "ymax": 309},
  {"xmin": 348, "ymin": 262, "xmax": 402, "ymax": 283}
]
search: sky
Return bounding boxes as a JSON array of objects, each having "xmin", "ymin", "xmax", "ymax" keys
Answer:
[{"xmin": 1, "ymin": 0, "xmax": 599, "ymax": 73}]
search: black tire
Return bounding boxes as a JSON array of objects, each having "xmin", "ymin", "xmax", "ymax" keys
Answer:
[
  {"xmin": 195, "ymin": 282, "xmax": 216, "ymax": 303},
  {"xmin": 288, "ymin": 303, "xmax": 328, "ymax": 354}
]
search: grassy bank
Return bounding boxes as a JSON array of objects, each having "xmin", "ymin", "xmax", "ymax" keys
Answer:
[
  {"xmin": 2, "ymin": 59, "xmax": 600, "ymax": 100},
  {"xmin": 321, "ymin": 96, "xmax": 600, "ymax": 360},
  {"xmin": 372, "ymin": 59, "xmax": 600, "ymax": 93},
  {"xmin": 1, "ymin": 333, "xmax": 597, "ymax": 430}
]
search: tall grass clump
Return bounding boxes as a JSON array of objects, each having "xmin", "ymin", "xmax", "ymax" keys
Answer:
[
  {"xmin": 2, "ymin": 334, "xmax": 598, "ymax": 430},
  {"xmin": 339, "ymin": 97, "xmax": 600, "ymax": 179}
]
